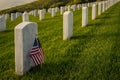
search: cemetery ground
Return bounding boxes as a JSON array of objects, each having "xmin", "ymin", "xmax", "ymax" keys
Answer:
[{"xmin": 0, "ymin": 2, "xmax": 120, "ymax": 80}]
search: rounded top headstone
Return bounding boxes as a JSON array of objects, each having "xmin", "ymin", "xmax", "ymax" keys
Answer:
[
  {"xmin": 64, "ymin": 11, "xmax": 72, "ymax": 15},
  {"xmin": 15, "ymin": 22, "xmax": 36, "ymax": 30},
  {"xmin": 82, "ymin": 7, "xmax": 88, "ymax": 9},
  {"xmin": 93, "ymin": 4, "xmax": 96, "ymax": 6}
]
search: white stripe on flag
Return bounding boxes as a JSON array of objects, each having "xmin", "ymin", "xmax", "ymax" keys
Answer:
[
  {"xmin": 36, "ymin": 53, "xmax": 42, "ymax": 63},
  {"xmin": 31, "ymin": 54, "xmax": 38, "ymax": 65},
  {"xmin": 39, "ymin": 48, "xmax": 44, "ymax": 62},
  {"xmin": 34, "ymin": 54, "xmax": 40, "ymax": 65}
]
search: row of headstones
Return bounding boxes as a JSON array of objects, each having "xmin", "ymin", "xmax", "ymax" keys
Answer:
[
  {"xmin": 0, "ymin": 0, "xmax": 118, "ymax": 21},
  {"xmin": 21, "ymin": 0, "xmax": 120, "ymax": 27},
  {"xmin": 63, "ymin": 0, "xmax": 120, "ymax": 39},
  {"xmin": 1, "ymin": 12, "xmax": 22, "ymax": 21},
  {"xmin": 28, "ymin": 0, "xmax": 116, "ymax": 18},
  {"xmin": 14, "ymin": 0, "xmax": 120, "ymax": 75},
  {"xmin": 0, "ymin": 2, "xmax": 89, "ymax": 32},
  {"xmin": 0, "ymin": 0, "xmax": 118, "ymax": 32},
  {"xmin": 0, "ymin": 0, "xmax": 119, "ymax": 32},
  {"xmin": 15, "ymin": 0, "xmax": 119, "ymax": 23},
  {"xmin": 28, "ymin": 2, "xmax": 98, "ymax": 17},
  {"xmin": 0, "ymin": 12, "xmax": 23, "ymax": 32}
]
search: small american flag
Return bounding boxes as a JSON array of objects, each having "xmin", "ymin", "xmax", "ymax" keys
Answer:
[{"xmin": 30, "ymin": 37, "xmax": 44, "ymax": 66}]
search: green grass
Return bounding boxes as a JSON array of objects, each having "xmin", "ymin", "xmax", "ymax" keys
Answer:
[{"xmin": 0, "ymin": 2, "xmax": 120, "ymax": 80}]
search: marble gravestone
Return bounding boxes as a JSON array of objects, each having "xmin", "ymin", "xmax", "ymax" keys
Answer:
[
  {"xmin": 1, "ymin": 14, "xmax": 5, "ymax": 19},
  {"xmin": 82, "ymin": 7, "xmax": 88, "ymax": 27},
  {"xmin": 11, "ymin": 13, "xmax": 16, "ymax": 21},
  {"xmin": 15, "ymin": 22, "xmax": 38, "ymax": 75},
  {"xmin": 0, "ymin": 16, "xmax": 6, "ymax": 32},
  {"xmin": 55, "ymin": 7, "xmax": 57, "ymax": 12},
  {"xmin": 43, "ymin": 9, "xmax": 46, "ymax": 14},
  {"xmin": 23, "ymin": 12, "xmax": 29, "ymax": 22},
  {"xmin": 48, "ymin": 8, "xmax": 52, "ymax": 13},
  {"xmin": 87, "ymin": 3, "xmax": 90, "ymax": 7},
  {"xmin": 77, "ymin": 4, "xmax": 80, "ymax": 10},
  {"xmin": 39, "ymin": 10, "xmax": 44, "ymax": 21},
  {"xmin": 63, "ymin": 11, "xmax": 73, "ymax": 40},
  {"xmin": 68, "ymin": 6, "xmax": 71, "ymax": 11},
  {"xmin": 16, "ymin": 12, "xmax": 19, "ymax": 18},
  {"xmin": 105, "ymin": 1, "xmax": 108, "ymax": 10},
  {"xmin": 65, "ymin": 6, "xmax": 68, "ymax": 11},
  {"xmin": 73, "ymin": 5, "xmax": 76, "ymax": 11},
  {"xmin": 52, "ymin": 8, "xmax": 55, "ymax": 17},
  {"xmin": 108, "ymin": 0, "xmax": 110, "ymax": 8},
  {"xmin": 5, "ymin": 14, "xmax": 9, "ymax": 20},
  {"xmin": 34, "ymin": 10, "xmax": 38, "ymax": 17},
  {"xmin": 92, "ymin": 4, "xmax": 96, "ymax": 20},
  {"xmin": 102, "ymin": 2, "xmax": 105, "ymax": 13},
  {"xmin": 55, "ymin": 7, "xmax": 59, "ymax": 13},
  {"xmin": 71, "ymin": 5, "xmax": 76, "ymax": 11},
  {"xmin": 98, "ymin": 3, "xmax": 102, "ymax": 15},
  {"xmin": 60, "ymin": 7, "xmax": 64, "ymax": 15},
  {"xmin": 31, "ymin": 10, "xmax": 34, "ymax": 15}
]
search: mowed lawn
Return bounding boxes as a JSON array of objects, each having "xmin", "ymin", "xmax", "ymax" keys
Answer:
[{"xmin": 0, "ymin": 2, "xmax": 120, "ymax": 80}]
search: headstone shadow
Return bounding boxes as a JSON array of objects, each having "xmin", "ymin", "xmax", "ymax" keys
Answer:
[
  {"xmin": 27, "ymin": 58, "xmax": 75, "ymax": 78},
  {"xmin": 0, "ymin": 29, "xmax": 13, "ymax": 33}
]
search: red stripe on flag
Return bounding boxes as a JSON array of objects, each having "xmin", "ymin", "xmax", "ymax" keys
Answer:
[
  {"xmin": 39, "ymin": 48, "xmax": 44, "ymax": 62},
  {"xmin": 31, "ymin": 54, "xmax": 38, "ymax": 65}
]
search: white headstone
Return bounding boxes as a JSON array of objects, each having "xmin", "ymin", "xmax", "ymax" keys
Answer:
[
  {"xmin": 87, "ymin": 3, "xmax": 90, "ymax": 7},
  {"xmin": 34, "ymin": 10, "xmax": 38, "ymax": 17},
  {"xmin": 19, "ymin": 13, "xmax": 22, "ymax": 17},
  {"xmin": 31, "ymin": 10, "xmax": 34, "ymax": 15},
  {"xmin": 55, "ymin": 7, "xmax": 59, "ymax": 12},
  {"xmin": 71, "ymin": 5, "xmax": 76, "ymax": 11},
  {"xmin": 82, "ymin": 7, "xmax": 88, "ymax": 27},
  {"xmin": 108, "ymin": 0, "xmax": 110, "ymax": 8},
  {"xmin": 60, "ymin": 7, "xmax": 64, "ymax": 15},
  {"xmin": 23, "ymin": 12, "xmax": 29, "ymax": 22},
  {"xmin": 64, "ymin": 6, "xmax": 68, "ymax": 11},
  {"xmin": 2, "ymin": 14, "xmax": 5, "ymax": 18},
  {"xmin": 77, "ymin": 4, "xmax": 80, "ymax": 10},
  {"xmin": 74, "ymin": 5, "xmax": 76, "ymax": 11},
  {"xmin": 98, "ymin": 3, "xmax": 102, "ymax": 15},
  {"xmin": 104, "ymin": 1, "xmax": 107, "ymax": 10},
  {"xmin": 102, "ymin": 2, "xmax": 105, "ymax": 12},
  {"xmin": 90, "ymin": 3, "xmax": 92, "ymax": 7},
  {"xmin": 39, "ymin": 10, "xmax": 44, "ymax": 21},
  {"xmin": 105, "ymin": 1, "xmax": 108, "ymax": 10},
  {"xmin": 63, "ymin": 11, "xmax": 73, "ymax": 40},
  {"xmin": 5, "ymin": 14, "xmax": 9, "ymax": 20},
  {"xmin": 15, "ymin": 22, "xmax": 38, "ymax": 75},
  {"xmin": 43, "ymin": 9, "xmax": 46, "ymax": 14},
  {"xmin": 16, "ymin": 12, "xmax": 19, "ymax": 18},
  {"xmin": 52, "ymin": 8, "xmax": 55, "ymax": 17},
  {"xmin": 55, "ymin": 7, "xmax": 57, "ymax": 13},
  {"xmin": 11, "ymin": 13, "xmax": 16, "ymax": 21},
  {"xmin": 29, "ymin": 11, "xmax": 32, "ymax": 15},
  {"xmin": 68, "ymin": 6, "xmax": 71, "ymax": 11},
  {"xmin": 48, "ymin": 8, "xmax": 52, "ymax": 13},
  {"xmin": 0, "ymin": 16, "xmax": 6, "ymax": 32},
  {"xmin": 92, "ymin": 4, "xmax": 96, "ymax": 20},
  {"xmin": 83, "ymin": 3, "xmax": 85, "ymax": 7}
]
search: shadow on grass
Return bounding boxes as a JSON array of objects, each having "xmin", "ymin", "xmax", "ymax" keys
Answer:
[
  {"xmin": 0, "ymin": 29, "xmax": 13, "ymax": 33},
  {"xmin": 23, "ymin": 58, "xmax": 76, "ymax": 79},
  {"xmin": 43, "ymin": 15, "xmax": 62, "ymax": 21},
  {"xmin": 88, "ymin": 13, "xmax": 117, "ymax": 27}
]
